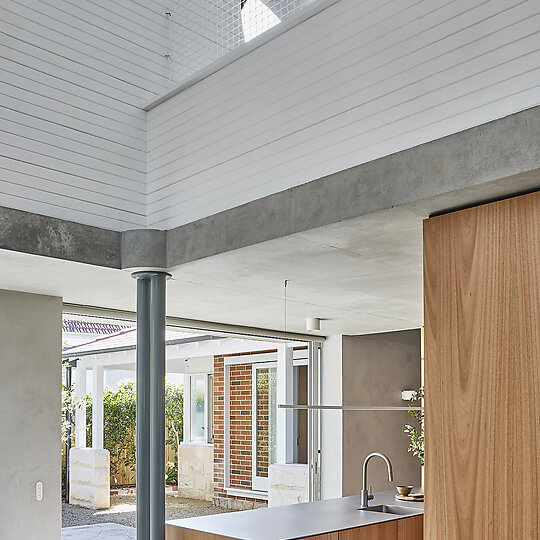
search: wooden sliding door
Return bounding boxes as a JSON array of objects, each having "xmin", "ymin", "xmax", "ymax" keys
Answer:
[{"xmin": 423, "ymin": 191, "xmax": 540, "ymax": 539}]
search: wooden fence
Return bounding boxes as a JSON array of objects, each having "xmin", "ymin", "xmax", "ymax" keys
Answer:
[{"xmin": 63, "ymin": 424, "xmax": 179, "ymax": 487}]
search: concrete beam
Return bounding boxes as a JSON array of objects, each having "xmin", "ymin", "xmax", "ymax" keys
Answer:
[
  {"xmin": 121, "ymin": 229, "xmax": 167, "ymax": 270},
  {"xmin": 0, "ymin": 209, "xmax": 169, "ymax": 270},
  {"xmin": 166, "ymin": 106, "xmax": 540, "ymax": 267},
  {"xmin": 0, "ymin": 206, "xmax": 121, "ymax": 268},
  {"xmin": 1, "ymin": 107, "xmax": 539, "ymax": 270}
]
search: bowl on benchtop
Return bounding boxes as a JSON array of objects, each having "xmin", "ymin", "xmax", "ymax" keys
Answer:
[{"xmin": 396, "ymin": 485, "xmax": 414, "ymax": 496}]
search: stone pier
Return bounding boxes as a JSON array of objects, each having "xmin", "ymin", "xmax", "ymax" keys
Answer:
[{"xmin": 69, "ymin": 448, "xmax": 110, "ymax": 509}]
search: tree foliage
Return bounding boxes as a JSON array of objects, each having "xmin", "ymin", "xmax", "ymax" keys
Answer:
[
  {"xmin": 165, "ymin": 384, "xmax": 184, "ymax": 455},
  {"xmin": 61, "ymin": 378, "xmax": 76, "ymax": 444},
  {"xmin": 86, "ymin": 381, "xmax": 183, "ymax": 483}
]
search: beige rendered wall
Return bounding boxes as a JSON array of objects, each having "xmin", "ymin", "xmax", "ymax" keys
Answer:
[
  {"xmin": 0, "ymin": 289, "xmax": 62, "ymax": 538},
  {"xmin": 341, "ymin": 330, "xmax": 421, "ymax": 496}
]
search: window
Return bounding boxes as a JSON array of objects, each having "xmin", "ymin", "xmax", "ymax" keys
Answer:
[
  {"xmin": 185, "ymin": 373, "xmax": 214, "ymax": 444},
  {"xmin": 207, "ymin": 374, "xmax": 214, "ymax": 443},
  {"xmin": 190, "ymin": 374, "xmax": 206, "ymax": 442}
]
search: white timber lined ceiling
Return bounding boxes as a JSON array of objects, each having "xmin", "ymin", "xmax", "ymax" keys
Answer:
[
  {"xmin": 0, "ymin": 0, "xmax": 169, "ymax": 230},
  {"xmin": 146, "ymin": 0, "xmax": 540, "ymax": 229},
  {"xmin": 0, "ymin": 0, "xmax": 539, "ymax": 233}
]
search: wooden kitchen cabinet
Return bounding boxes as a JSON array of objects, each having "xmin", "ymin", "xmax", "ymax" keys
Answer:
[
  {"xmin": 424, "ymin": 192, "xmax": 540, "ymax": 539},
  {"xmin": 338, "ymin": 521, "xmax": 397, "ymax": 540},
  {"xmin": 397, "ymin": 515, "xmax": 423, "ymax": 539},
  {"xmin": 166, "ymin": 516, "xmax": 422, "ymax": 540},
  {"xmin": 166, "ymin": 526, "xmax": 231, "ymax": 540},
  {"xmin": 336, "ymin": 516, "xmax": 422, "ymax": 540}
]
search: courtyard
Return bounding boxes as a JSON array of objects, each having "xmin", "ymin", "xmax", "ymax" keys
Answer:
[{"xmin": 62, "ymin": 493, "xmax": 229, "ymax": 538}]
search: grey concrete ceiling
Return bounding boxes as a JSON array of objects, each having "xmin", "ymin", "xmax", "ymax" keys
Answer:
[{"xmin": 0, "ymin": 205, "xmax": 423, "ymax": 336}]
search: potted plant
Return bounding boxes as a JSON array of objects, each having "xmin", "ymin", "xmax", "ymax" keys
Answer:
[{"xmin": 404, "ymin": 387, "xmax": 424, "ymax": 489}]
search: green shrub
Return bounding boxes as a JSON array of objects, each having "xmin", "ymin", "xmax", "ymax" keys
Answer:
[{"xmin": 86, "ymin": 381, "xmax": 183, "ymax": 483}]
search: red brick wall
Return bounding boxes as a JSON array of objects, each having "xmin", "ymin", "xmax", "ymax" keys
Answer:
[
  {"xmin": 229, "ymin": 363, "xmax": 252, "ymax": 488},
  {"xmin": 213, "ymin": 352, "xmax": 275, "ymax": 508},
  {"xmin": 213, "ymin": 356, "xmax": 225, "ymax": 504}
]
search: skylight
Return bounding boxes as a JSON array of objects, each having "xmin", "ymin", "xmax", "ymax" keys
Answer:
[
  {"xmin": 167, "ymin": 0, "xmax": 317, "ymax": 84},
  {"xmin": 241, "ymin": 0, "xmax": 281, "ymax": 42}
]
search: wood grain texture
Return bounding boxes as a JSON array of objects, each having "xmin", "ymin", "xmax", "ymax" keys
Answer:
[
  {"xmin": 338, "ymin": 522, "xmax": 397, "ymax": 540},
  {"xmin": 166, "ymin": 525, "xmax": 234, "ymax": 540},
  {"xmin": 423, "ymin": 191, "xmax": 540, "ymax": 539},
  {"xmin": 397, "ymin": 515, "xmax": 423, "ymax": 540},
  {"xmin": 165, "ymin": 526, "xmax": 340, "ymax": 540}
]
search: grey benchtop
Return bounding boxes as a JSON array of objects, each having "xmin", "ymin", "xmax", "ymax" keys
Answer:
[{"xmin": 166, "ymin": 491, "xmax": 424, "ymax": 539}]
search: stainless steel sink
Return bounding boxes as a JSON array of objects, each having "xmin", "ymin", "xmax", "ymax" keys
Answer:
[{"xmin": 359, "ymin": 505, "xmax": 422, "ymax": 516}]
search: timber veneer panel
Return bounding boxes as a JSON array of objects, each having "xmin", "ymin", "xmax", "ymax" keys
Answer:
[
  {"xmin": 396, "ymin": 515, "xmax": 423, "ymax": 539},
  {"xmin": 423, "ymin": 191, "xmax": 540, "ymax": 539},
  {"xmin": 165, "ymin": 526, "xmax": 232, "ymax": 540},
  {"xmin": 338, "ymin": 522, "xmax": 397, "ymax": 540}
]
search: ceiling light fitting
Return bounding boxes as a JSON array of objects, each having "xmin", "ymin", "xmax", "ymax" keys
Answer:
[{"xmin": 306, "ymin": 317, "xmax": 321, "ymax": 332}]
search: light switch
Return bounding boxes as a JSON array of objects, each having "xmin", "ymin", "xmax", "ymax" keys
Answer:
[{"xmin": 35, "ymin": 481, "xmax": 43, "ymax": 501}]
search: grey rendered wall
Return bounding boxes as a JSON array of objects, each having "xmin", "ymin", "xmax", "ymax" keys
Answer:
[
  {"xmin": 341, "ymin": 330, "xmax": 421, "ymax": 496},
  {"xmin": 0, "ymin": 290, "xmax": 62, "ymax": 538}
]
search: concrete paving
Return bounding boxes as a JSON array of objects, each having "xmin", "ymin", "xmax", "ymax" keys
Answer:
[
  {"xmin": 62, "ymin": 494, "xmax": 229, "ymax": 529},
  {"xmin": 62, "ymin": 523, "xmax": 136, "ymax": 540}
]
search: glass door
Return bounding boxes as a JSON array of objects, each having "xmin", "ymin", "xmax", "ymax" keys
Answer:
[
  {"xmin": 308, "ymin": 342, "xmax": 321, "ymax": 501},
  {"xmin": 252, "ymin": 362, "xmax": 277, "ymax": 491}
]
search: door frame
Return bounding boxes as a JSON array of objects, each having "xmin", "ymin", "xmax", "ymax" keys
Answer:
[{"xmin": 251, "ymin": 361, "xmax": 277, "ymax": 491}]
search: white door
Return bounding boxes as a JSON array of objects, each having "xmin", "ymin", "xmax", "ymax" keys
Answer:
[{"xmin": 251, "ymin": 362, "xmax": 277, "ymax": 491}]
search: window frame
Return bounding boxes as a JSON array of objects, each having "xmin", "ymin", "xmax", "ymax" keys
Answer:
[
  {"xmin": 183, "ymin": 372, "xmax": 214, "ymax": 445},
  {"xmin": 252, "ymin": 361, "xmax": 278, "ymax": 491}
]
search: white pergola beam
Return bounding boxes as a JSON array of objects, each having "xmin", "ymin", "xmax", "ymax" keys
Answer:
[{"xmin": 73, "ymin": 338, "xmax": 300, "ymax": 370}]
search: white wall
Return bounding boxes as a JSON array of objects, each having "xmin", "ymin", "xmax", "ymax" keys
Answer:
[
  {"xmin": 320, "ymin": 335, "xmax": 342, "ymax": 499},
  {"xmin": 0, "ymin": 290, "xmax": 62, "ymax": 538},
  {"xmin": 0, "ymin": 0, "xmax": 169, "ymax": 230},
  {"xmin": 146, "ymin": 0, "xmax": 540, "ymax": 229}
]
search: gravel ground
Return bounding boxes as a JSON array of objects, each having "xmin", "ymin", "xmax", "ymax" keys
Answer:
[{"xmin": 62, "ymin": 493, "xmax": 230, "ymax": 528}]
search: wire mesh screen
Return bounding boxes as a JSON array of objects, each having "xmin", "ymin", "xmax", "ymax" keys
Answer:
[{"xmin": 167, "ymin": 0, "xmax": 317, "ymax": 83}]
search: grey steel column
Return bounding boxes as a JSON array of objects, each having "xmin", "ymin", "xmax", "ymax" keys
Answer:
[
  {"xmin": 150, "ymin": 272, "xmax": 168, "ymax": 540},
  {"xmin": 134, "ymin": 274, "xmax": 151, "ymax": 539}
]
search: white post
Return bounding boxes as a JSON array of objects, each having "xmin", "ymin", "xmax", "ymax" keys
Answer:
[
  {"xmin": 92, "ymin": 365, "xmax": 104, "ymax": 449},
  {"xmin": 276, "ymin": 343, "xmax": 294, "ymax": 464},
  {"xmin": 74, "ymin": 366, "xmax": 87, "ymax": 448}
]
